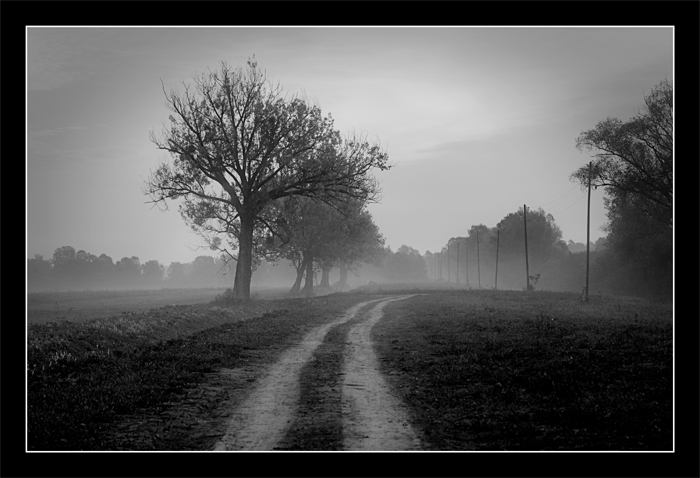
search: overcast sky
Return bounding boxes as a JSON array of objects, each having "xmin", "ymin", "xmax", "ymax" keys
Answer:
[{"xmin": 26, "ymin": 26, "xmax": 672, "ymax": 267}]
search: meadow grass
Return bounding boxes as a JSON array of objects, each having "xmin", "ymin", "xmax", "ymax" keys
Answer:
[
  {"xmin": 26, "ymin": 292, "xmax": 370, "ymax": 450},
  {"xmin": 27, "ymin": 288, "xmax": 231, "ymax": 324},
  {"xmin": 27, "ymin": 286, "xmax": 673, "ymax": 451},
  {"xmin": 373, "ymin": 289, "xmax": 673, "ymax": 450}
]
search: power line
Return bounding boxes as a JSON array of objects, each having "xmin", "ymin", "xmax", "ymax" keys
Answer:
[
  {"xmin": 549, "ymin": 193, "xmax": 586, "ymax": 217},
  {"xmin": 537, "ymin": 184, "xmax": 577, "ymax": 210}
]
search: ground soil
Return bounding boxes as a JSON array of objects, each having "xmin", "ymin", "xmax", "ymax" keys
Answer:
[{"xmin": 99, "ymin": 296, "xmax": 422, "ymax": 451}]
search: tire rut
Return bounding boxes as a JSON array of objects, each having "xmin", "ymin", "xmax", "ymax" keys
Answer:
[
  {"xmin": 213, "ymin": 295, "xmax": 420, "ymax": 451},
  {"xmin": 341, "ymin": 295, "xmax": 422, "ymax": 450},
  {"xmin": 212, "ymin": 298, "xmax": 386, "ymax": 451}
]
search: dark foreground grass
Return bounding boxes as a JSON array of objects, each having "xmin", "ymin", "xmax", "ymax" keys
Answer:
[
  {"xmin": 27, "ymin": 293, "xmax": 371, "ymax": 450},
  {"xmin": 373, "ymin": 289, "xmax": 673, "ymax": 451}
]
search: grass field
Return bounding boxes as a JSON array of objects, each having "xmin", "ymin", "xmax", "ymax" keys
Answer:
[
  {"xmin": 373, "ymin": 288, "xmax": 673, "ymax": 450},
  {"xmin": 26, "ymin": 291, "xmax": 371, "ymax": 450},
  {"xmin": 26, "ymin": 285, "xmax": 673, "ymax": 451},
  {"xmin": 27, "ymin": 286, "xmax": 292, "ymax": 324}
]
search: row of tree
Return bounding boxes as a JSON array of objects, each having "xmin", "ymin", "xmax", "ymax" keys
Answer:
[
  {"xmin": 428, "ymin": 80, "xmax": 672, "ymax": 300},
  {"xmin": 143, "ymin": 58, "xmax": 390, "ymax": 301},
  {"xmin": 427, "ymin": 207, "xmax": 579, "ymax": 292},
  {"xmin": 27, "ymin": 241, "xmax": 429, "ymax": 293},
  {"xmin": 27, "ymin": 246, "xmax": 233, "ymax": 291},
  {"xmin": 250, "ymin": 244, "xmax": 429, "ymax": 291}
]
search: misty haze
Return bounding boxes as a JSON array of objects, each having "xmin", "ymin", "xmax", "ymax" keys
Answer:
[{"xmin": 26, "ymin": 25, "xmax": 675, "ymax": 459}]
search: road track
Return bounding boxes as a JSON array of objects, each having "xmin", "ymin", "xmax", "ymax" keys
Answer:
[{"xmin": 212, "ymin": 295, "xmax": 420, "ymax": 451}]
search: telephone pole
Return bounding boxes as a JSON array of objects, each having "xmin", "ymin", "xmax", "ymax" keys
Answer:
[
  {"xmin": 466, "ymin": 234, "xmax": 469, "ymax": 288},
  {"xmin": 476, "ymin": 230, "xmax": 481, "ymax": 289},
  {"xmin": 495, "ymin": 229, "xmax": 500, "ymax": 290},
  {"xmin": 447, "ymin": 242, "xmax": 451, "ymax": 283},
  {"xmin": 456, "ymin": 241, "xmax": 460, "ymax": 285},
  {"xmin": 585, "ymin": 161, "xmax": 592, "ymax": 302},
  {"xmin": 524, "ymin": 204, "xmax": 530, "ymax": 291}
]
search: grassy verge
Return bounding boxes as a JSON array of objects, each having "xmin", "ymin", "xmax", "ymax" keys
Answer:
[
  {"xmin": 373, "ymin": 289, "xmax": 673, "ymax": 451},
  {"xmin": 27, "ymin": 292, "xmax": 371, "ymax": 450}
]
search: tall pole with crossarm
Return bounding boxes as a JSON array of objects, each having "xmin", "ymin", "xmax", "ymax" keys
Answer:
[
  {"xmin": 495, "ymin": 229, "xmax": 500, "ymax": 290},
  {"xmin": 476, "ymin": 230, "xmax": 481, "ymax": 289},
  {"xmin": 524, "ymin": 204, "xmax": 530, "ymax": 291},
  {"xmin": 585, "ymin": 161, "xmax": 592, "ymax": 302}
]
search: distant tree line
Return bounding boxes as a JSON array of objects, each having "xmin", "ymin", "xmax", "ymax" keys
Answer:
[
  {"xmin": 426, "ymin": 207, "xmax": 579, "ymax": 293},
  {"xmin": 427, "ymin": 80, "xmax": 672, "ymax": 301},
  {"xmin": 27, "ymin": 246, "xmax": 232, "ymax": 292},
  {"xmin": 566, "ymin": 238, "xmax": 607, "ymax": 254},
  {"xmin": 27, "ymin": 240, "xmax": 429, "ymax": 294}
]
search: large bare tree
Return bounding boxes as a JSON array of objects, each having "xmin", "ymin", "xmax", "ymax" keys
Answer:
[{"xmin": 144, "ymin": 59, "xmax": 389, "ymax": 300}]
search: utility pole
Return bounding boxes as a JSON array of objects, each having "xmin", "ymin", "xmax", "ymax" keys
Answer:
[
  {"xmin": 465, "ymin": 234, "xmax": 469, "ymax": 288},
  {"xmin": 476, "ymin": 230, "xmax": 481, "ymax": 289},
  {"xmin": 524, "ymin": 204, "xmax": 530, "ymax": 291},
  {"xmin": 447, "ymin": 242, "xmax": 451, "ymax": 283},
  {"xmin": 585, "ymin": 161, "xmax": 592, "ymax": 302},
  {"xmin": 495, "ymin": 229, "xmax": 500, "ymax": 290},
  {"xmin": 456, "ymin": 241, "xmax": 460, "ymax": 285}
]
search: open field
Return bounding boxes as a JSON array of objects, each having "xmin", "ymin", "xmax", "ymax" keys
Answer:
[
  {"xmin": 27, "ymin": 287, "xmax": 293, "ymax": 324},
  {"xmin": 373, "ymin": 288, "xmax": 673, "ymax": 450},
  {"xmin": 26, "ymin": 285, "xmax": 673, "ymax": 452}
]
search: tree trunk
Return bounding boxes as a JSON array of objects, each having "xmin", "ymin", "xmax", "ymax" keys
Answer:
[
  {"xmin": 319, "ymin": 264, "xmax": 331, "ymax": 288},
  {"xmin": 232, "ymin": 260, "xmax": 240, "ymax": 292},
  {"xmin": 232, "ymin": 213, "xmax": 254, "ymax": 301},
  {"xmin": 302, "ymin": 253, "xmax": 314, "ymax": 297},
  {"xmin": 289, "ymin": 257, "xmax": 305, "ymax": 296},
  {"xmin": 338, "ymin": 262, "xmax": 349, "ymax": 290}
]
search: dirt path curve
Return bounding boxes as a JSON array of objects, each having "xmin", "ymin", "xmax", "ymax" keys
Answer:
[
  {"xmin": 212, "ymin": 297, "xmax": 388, "ymax": 451},
  {"xmin": 341, "ymin": 295, "xmax": 422, "ymax": 450}
]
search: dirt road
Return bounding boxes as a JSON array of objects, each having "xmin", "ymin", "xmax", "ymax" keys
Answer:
[
  {"xmin": 212, "ymin": 295, "xmax": 421, "ymax": 451},
  {"xmin": 341, "ymin": 296, "xmax": 422, "ymax": 450}
]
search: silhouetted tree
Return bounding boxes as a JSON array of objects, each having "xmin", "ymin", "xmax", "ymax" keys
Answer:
[
  {"xmin": 28, "ymin": 254, "xmax": 53, "ymax": 290},
  {"xmin": 96, "ymin": 254, "xmax": 115, "ymax": 286},
  {"xmin": 593, "ymin": 193, "xmax": 672, "ymax": 299},
  {"xmin": 572, "ymin": 79, "xmax": 672, "ymax": 226},
  {"xmin": 115, "ymin": 256, "xmax": 141, "ymax": 286},
  {"xmin": 145, "ymin": 58, "xmax": 389, "ymax": 301},
  {"xmin": 141, "ymin": 260, "xmax": 164, "ymax": 285},
  {"xmin": 593, "ymin": 236, "xmax": 607, "ymax": 252},
  {"xmin": 334, "ymin": 208, "xmax": 385, "ymax": 291},
  {"xmin": 190, "ymin": 255, "xmax": 218, "ymax": 287},
  {"xmin": 492, "ymin": 208, "xmax": 567, "ymax": 290},
  {"xmin": 384, "ymin": 245, "xmax": 428, "ymax": 283},
  {"xmin": 166, "ymin": 262, "xmax": 186, "ymax": 286},
  {"xmin": 571, "ymin": 79, "xmax": 672, "ymax": 300}
]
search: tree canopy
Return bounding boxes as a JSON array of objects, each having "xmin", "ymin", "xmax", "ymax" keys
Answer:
[
  {"xmin": 495, "ymin": 207, "xmax": 567, "ymax": 265},
  {"xmin": 570, "ymin": 79, "xmax": 672, "ymax": 300},
  {"xmin": 271, "ymin": 195, "xmax": 384, "ymax": 295},
  {"xmin": 384, "ymin": 245, "xmax": 428, "ymax": 283},
  {"xmin": 572, "ymin": 79, "xmax": 672, "ymax": 226},
  {"xmin": 144, "ymin": 58, "xmax": 390, "ymax": 300}
]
